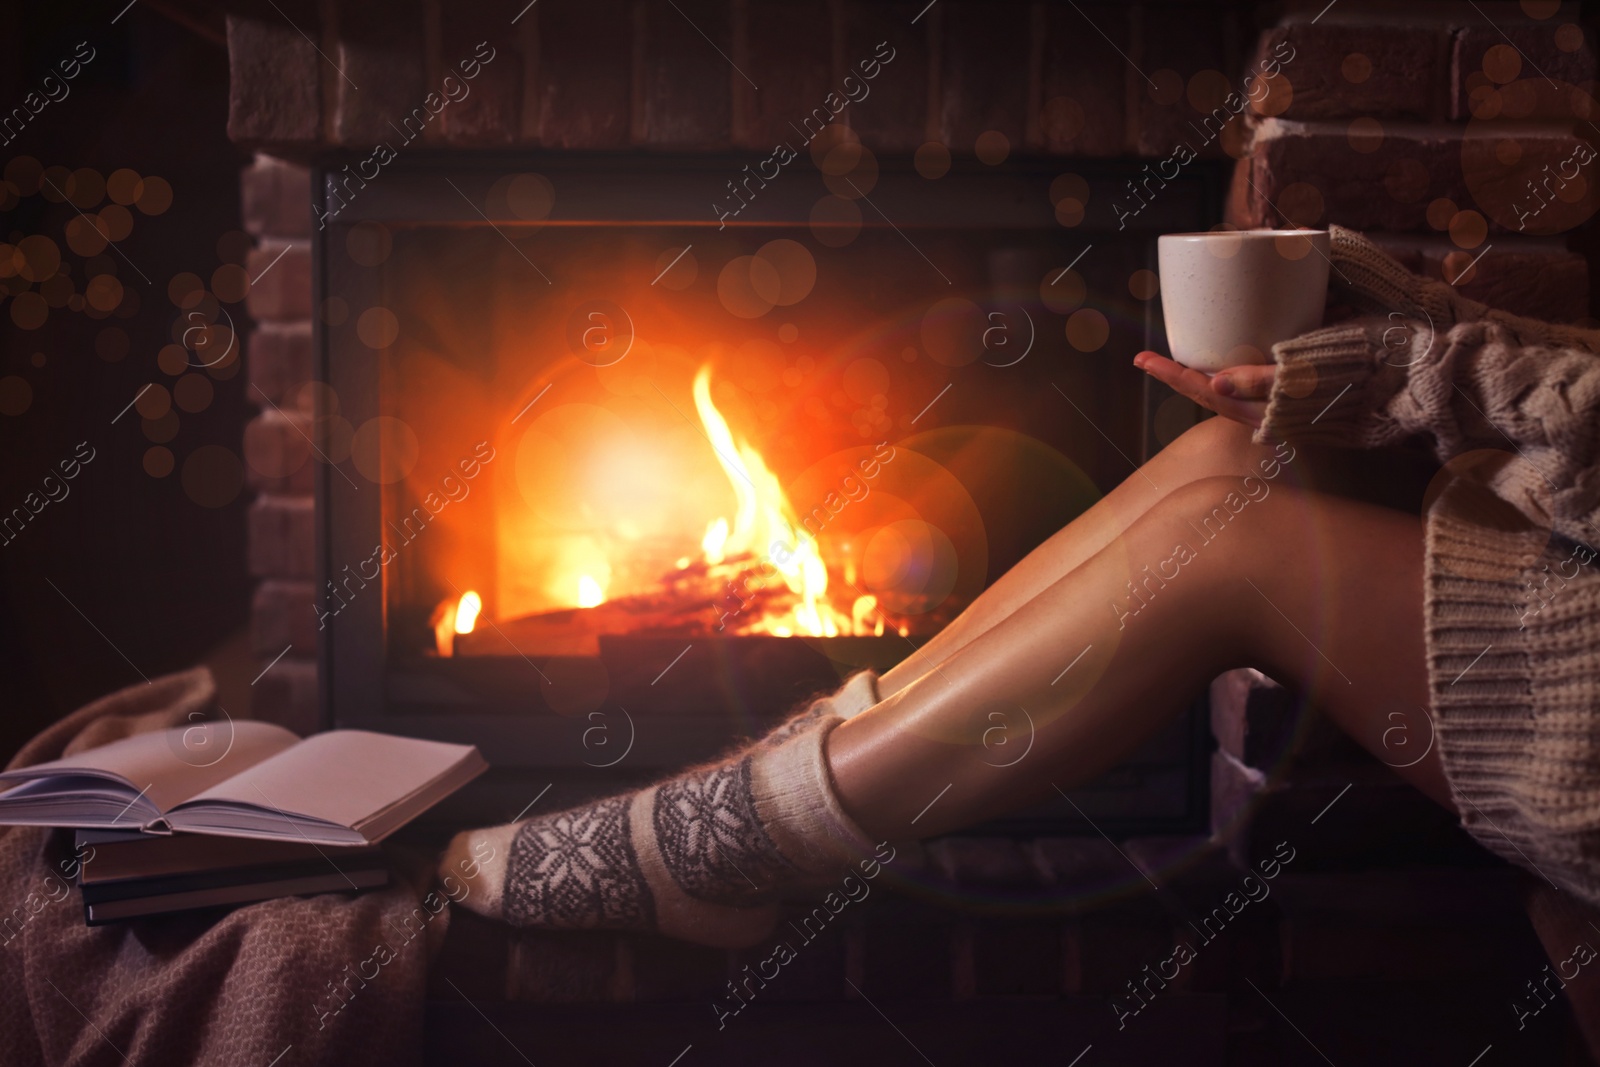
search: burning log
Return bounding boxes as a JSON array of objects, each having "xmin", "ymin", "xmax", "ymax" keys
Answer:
[{"xmin": 454, "ymin": 553, "xmax": 795, "ymax": 657}]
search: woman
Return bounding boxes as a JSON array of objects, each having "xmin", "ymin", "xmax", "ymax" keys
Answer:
[{"xmin": 442, "ymin": 226, "xmax": 1600, "ymax": 947}]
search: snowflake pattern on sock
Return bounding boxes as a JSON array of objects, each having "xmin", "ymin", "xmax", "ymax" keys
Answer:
[
  {"xmin": 653, "ymin": 756, "xmax": 793, "ymax": 903},
  {"xmin": 504, "ymin": 793, "xmax": 654, "ymax": 929}
]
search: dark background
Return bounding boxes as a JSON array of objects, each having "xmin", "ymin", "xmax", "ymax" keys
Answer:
[{"xmin": 0, "ymin": 4, "xmax": 249, "ymax": 763}]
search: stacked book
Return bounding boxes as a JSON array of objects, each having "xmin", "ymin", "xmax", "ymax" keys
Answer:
[{"xmin": 0, "ymin": 722, "xmax": 486, "ymax": 923}]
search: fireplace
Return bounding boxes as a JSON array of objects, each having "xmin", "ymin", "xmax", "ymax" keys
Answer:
[{"xmin": 310, "ymin": 147, "xmax": 1218, "ymax": 834}]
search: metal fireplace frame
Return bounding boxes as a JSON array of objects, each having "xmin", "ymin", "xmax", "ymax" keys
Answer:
[{"xmin": 313, "ymin": 151, "xmax": 1224, "ymax": 836}]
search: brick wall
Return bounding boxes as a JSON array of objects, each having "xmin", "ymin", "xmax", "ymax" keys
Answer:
[
  {"xmin": 240, "ymin": 154, "xmax": 318, "ymax": 733},
  {"xmin": 1228, "ymin": 6, "xmax": 1598, "ymax": 325}
]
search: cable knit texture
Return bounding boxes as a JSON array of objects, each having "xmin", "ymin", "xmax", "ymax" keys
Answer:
[
  {"xmin": 440, "ymin": 670, "xmax": 882, "ymax": 947},
  {"xmin": 1258, "ymin": 226, "xmax": 1600, "ymax": 905}
]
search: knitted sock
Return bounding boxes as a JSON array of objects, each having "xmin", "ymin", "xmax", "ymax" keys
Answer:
[{"xmin": 440, "ymin": 671, "xmax": 881, "ymax": 948}]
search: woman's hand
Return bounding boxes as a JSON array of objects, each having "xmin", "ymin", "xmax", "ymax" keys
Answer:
[{"xmin": 1133, "ymin": 352, "xmax": 1275, "ymax": 429}]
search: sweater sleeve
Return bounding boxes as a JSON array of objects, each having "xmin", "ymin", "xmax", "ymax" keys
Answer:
[
  {"xmin": 1256, "ymin": 315, "xmax": 1600, "ymax": 546},
  {"xmin": 1251, "ymin": 316, "xmax": 1421, "ymax": 450}
]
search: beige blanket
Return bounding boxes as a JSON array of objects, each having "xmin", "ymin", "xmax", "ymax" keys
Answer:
[{"xmin": 0, "ymin": 668, "xmax": 446, "ymax": 1066}]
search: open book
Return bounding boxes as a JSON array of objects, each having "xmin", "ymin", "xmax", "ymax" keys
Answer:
[{"xmin": 0, "ymin": 723, "xmax": 487, "ymax": 846}]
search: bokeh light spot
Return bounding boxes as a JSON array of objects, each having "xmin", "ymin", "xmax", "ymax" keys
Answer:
[
  {"xmin": 136, "ymin": 176, "xmax": 173, "ymax": 215},
  {"xmin": 350, "ymin": 416, "xmax": 420, "ymax": 484},
  {"xmin": 10, "ymin": 291, "xmax": 47, "ymax": 330},
  {"xmin": 1341, "ymin": 53, "xmax": 1372, "ymax": 83},
  {"xmin": 357, "ymin": 306, "xmax": 400, "ymax": 348},
  {"xmin": 1347, "ymin": 116, "xmax": 1384, "ymax": 152},
  {"xmin": 810, "ymin": 195, "xmax": 861, "ymax": 248},
  {"xmin": 143, "ymin": 446, "xmax": 174, "ymax": 478},
  {"xmin": 1066, "ymin": 308, "xmax": 1110, "ymax": 352},
  {"xmin": 914, "ymin": 141, "xmax": 952, "ymax": 179},
  {"xmin": 0, "ymin": 376, "xmax": 32, "ymax": 416},
  {"xmin": 1128, "ymin": 269, "xmax": 1159, "ymax": 300},
  {"xmin": 974, "ymin": 130, "xmax": 1010, "ymax": 165},
  {"xmin": 653, "ymin": 245, "xmax": 697, "ymax": 290},
  {"xmin": 1449, "ymin": 209, "xmax": 1488, "ymax": 249},
  {"xmin": 345, "ymin": 221, "xmax": 392, "ymax": 267}
]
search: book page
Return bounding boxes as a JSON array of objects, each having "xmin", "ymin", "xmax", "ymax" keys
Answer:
[
  {"xmin": 0, "ymin": 721, "xmax": 298, "ymax": 815},
  {"xmin": 178, "ymin": 730, "xmax": 480, "ymax": 831}
]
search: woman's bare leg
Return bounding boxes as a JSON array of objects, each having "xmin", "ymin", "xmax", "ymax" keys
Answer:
[
  {"xmin": 878, "ymin": 417, "xmax": 1296, "ymax": 698},
  {"xmin": 830, "ymin": 474, "xmax": 1454, "ymax": 842}
]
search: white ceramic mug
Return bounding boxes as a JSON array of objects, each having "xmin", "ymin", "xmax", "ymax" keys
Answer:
[{"xmin": 1157, "ymin": 229, "xmax": 1330, "ymax": 373}]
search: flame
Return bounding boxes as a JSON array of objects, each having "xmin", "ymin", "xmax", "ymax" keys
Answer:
[
  {"xmin": 701, "ymin": 518, "xmax": 729, "ymax": 564},
  {"xmin": 454, "ymin": 591, "xmax": 482, "ymax": 635},
  {"xmin": 577, "ymin": 574, "xmax": 606, "ymax": 608},
  {"xmin": 852, "ymin": 594, "xmax": 884, "ymax": 637},
  {"xmin": 693, "ymin": 365, "xmax": 844, "ymax": 638}
]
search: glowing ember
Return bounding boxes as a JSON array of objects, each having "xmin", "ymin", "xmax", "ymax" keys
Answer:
[
  {"xmin": 577, "ymin": 574, "xmax": 606, "ymax": 608},
  {"xmin": 454, "ymin": 590, "xmax": 482, "ymax": 635}
]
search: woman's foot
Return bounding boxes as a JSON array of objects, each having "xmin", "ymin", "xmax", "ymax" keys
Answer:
[{"xmin": 440, "ymin": 671, "xmax": 882, "ymax": 947}]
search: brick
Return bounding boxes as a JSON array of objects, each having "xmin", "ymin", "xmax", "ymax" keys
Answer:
[
  {"xmin": 1030, "ymin": 837, "xmax": 1150, "ymax": 897},
  {"xmin": 1233, "ymin": 118, "xmax": 1600, "ymax": 234},
  {"xmin": 856, "ymin": 920, "xmax": 952, "ymax": 1000},
  {"xmin": 331, "ymin": 0, "xmax": 426, "ymax": 146},
  {"xmin": 972, "ymin": 920, "xmax": 1063, "ymax": 996},
  {"xmin": 1210, "ymin": 668, "xmax": 1364, "ymax": 771},
  {"xmin": 250, "ymin": 655, "xmax": 319, "ymax": 735},
  {"xmin": 937, "ymin": 2, "xmax": 1029, "ymax": 153},
  {"xmin": 226, "ymin": 14, "xmax": 323, "ymax": 146},
  {"xmin": 749, "ymin": 912, "xmax": 846, "ymax": 1001},
  {"xmin": 244, "ymin": 409, "xmax": 315, "ymax": 494},
  {"xmin": 1209, "ymin": 749, "xmax": 1268, "ymax": 848},
  {"xmin": 1122, "ymin": 836, "xmax": 1280, "ymax": 994},
  {"xmin": 248, "ymin": 493, "xmax": 315, "ymax": 578},
  {"xmin": 839, "ymin": 2, "xmax": 927, "ymax": 152},
  {"xmin": 244, "ymin": 240, "xmax": 312, "ymax": 322},
  {"xmin": 531, "ymin": 0, "xmax": 633, "ymax": 147},
  {"xmin": 508, "ymin": 931, "xmax": 623, "ymax": 1002},
  {"xmin": 1077, "ymin": 896, "xmax": 1174, "ymax": 995},
  {"xmin": 735, "ymin": 0, "xmax": 833, "ymax": 151},
  {"xmin": 436, "ymin": 0, "xmax": 523, "ymax": 145},
  {"xmin": 926, "ymin": 837, "xmax": 1042, "ymax": 889},
  {"xmin": 630, "ymin": 933, "xmax": 727, "ymax": 1002},
  {"xmin": 241, "ymin": 155, "xmax": 313, "ymax": 238},
  {"xmin": 247, "ymin": 321, "xmax": 314, "ymax": 407},
  {"xmin": 1035, "ymin": 1, "xmax": 1128, "ymax": 156},
  {"xmin": 1452, "ymin": 22, "xmax": 1598, "ymax": 121},
  {"xmin": 251, "ymin": 578, "xmax": 318, "ymax": 656},
  {"xmin": 1137, "ymin": 3, "xmax": 1239, "ymax": 160},
  {"xmin": 638, "ymin": 0, "xmax": 732, "ymax": 147},
  {"xmin": 1255, "ymin": 23, "xmax": 1444, "ymax": 121},
  {"xmin": 1273, "ymin": 869, "xmax": 1541, "ymax": 982}
]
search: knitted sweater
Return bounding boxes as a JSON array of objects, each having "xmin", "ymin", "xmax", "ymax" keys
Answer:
[{"xmin": 1256, "ymin": 226, "xmax": 1600, "ymax": 904}]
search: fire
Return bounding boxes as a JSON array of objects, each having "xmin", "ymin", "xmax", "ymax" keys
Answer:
[
  {"xmin": 577, "ymin": 574, "xmax": 606, "ymax": 608},
  {"xmin": 701, "ymin": 518, "xmax": 729, "ymax": 564},
  {"xmin": 454, "ymin": 590, "xmax": 482, "ymax": 634},
  {"xmin": 692, "ymin": 365, "xmax": 862, "ymax": 638}
]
